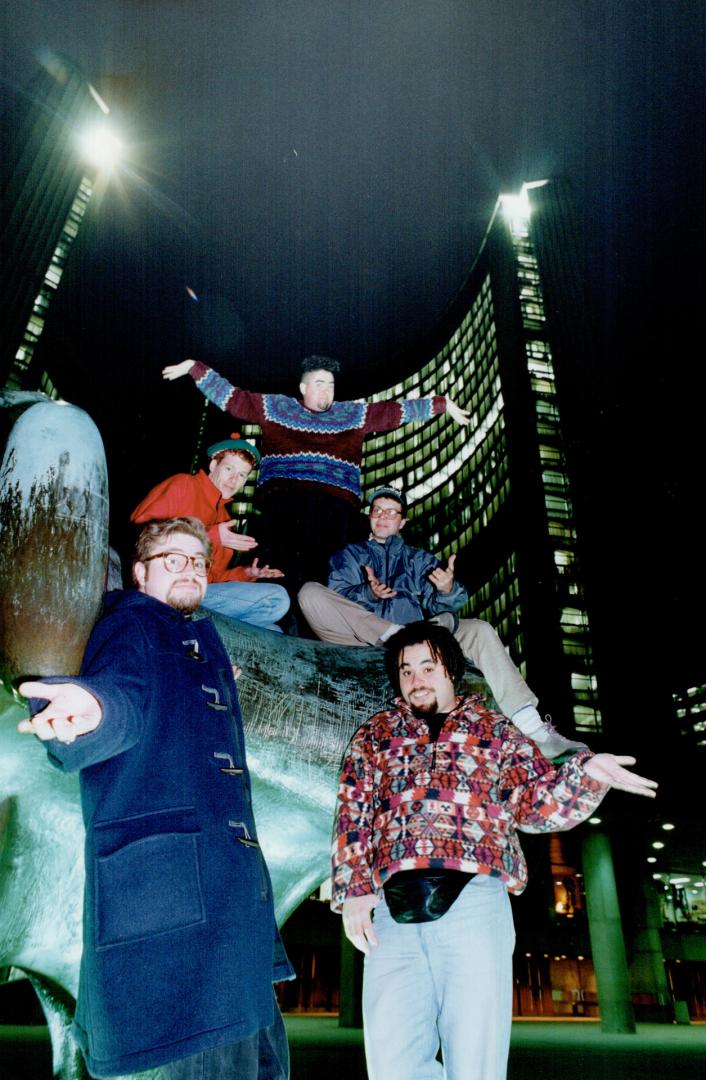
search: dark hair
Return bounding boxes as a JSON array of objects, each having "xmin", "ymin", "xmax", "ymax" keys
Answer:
[
  {"xmin": 133, "ymin": 517, "xmax": 212, "ymax": 582},
  {"xmin": 300, "ymin": 355, "xmax": 341, "ymax": 377},
  {"xmin": 384, "ymin": 621, "xmax": 466, "ymax": 696}
]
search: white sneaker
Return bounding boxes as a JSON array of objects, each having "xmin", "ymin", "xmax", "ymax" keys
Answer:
[{"xmin": 532, "ymin": 717, "xmax": 589, "ymax": 760}]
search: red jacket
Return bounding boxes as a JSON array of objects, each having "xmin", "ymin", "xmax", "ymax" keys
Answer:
[{"xmin": 131, "ymin": 470, "xmax": 250, "ymax": 583}]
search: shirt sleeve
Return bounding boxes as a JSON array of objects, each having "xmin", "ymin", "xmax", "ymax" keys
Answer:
[
  {"xmin": 190, "ymin": 361, "xmax": 265, "ymax": 423},
  {"xmin": 131, "ymin": 474, "xmax": 194, "ymax": 523},
  {"xmin": 331, "ymin": 722, "xmax": 378, "ymax": 911},
  {"xmin": 328, "ymin": 545, "xmax": 378, "ymax": 610},
  {"xmin": 363, "ymin": 396, "xmax": 447, "ymax": 435},
  {"xmin": 499, "ymin": 731, "xmax": 607, "ymax": 833},
  {"xmin": 40, "ymin": 614, "xmax": 151, "ymax": 772}
]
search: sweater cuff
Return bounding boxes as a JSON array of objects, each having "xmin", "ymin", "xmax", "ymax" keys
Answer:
[{"xmin": 190, "ymin": 360, "xmax": 209, "ymax": 381}]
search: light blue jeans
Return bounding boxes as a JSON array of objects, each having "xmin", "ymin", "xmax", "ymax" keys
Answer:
[
  {"xmin": 363, "ymin": 874, "xmax": 515, "ymax": 1080},
  {"xmin": 202, "ymin": 581, "xmax": 290, "ymax": 633}
]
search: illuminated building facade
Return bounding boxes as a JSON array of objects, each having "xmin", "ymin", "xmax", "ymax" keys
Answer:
[
  {"xmin": 192, "ymin": 179, "xmax": 705, "ymax": 1022},
  {"xmin": 0, "ymin": 53, "xmax": 113, "ymax": 393},
  {"xmin": 362, "ymin": 178, "xmax": 601, "ymax": 739},
  {"xmin": 673, "ymin": 680, "xmax": 706, "ymax": 749}
]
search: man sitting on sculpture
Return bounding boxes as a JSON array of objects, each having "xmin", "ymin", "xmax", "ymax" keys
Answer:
[
  {"xmin": 161, "ymin": 355, "xmax": 470, "ymax": 595},
  {"xmin": 132, "ymin": 433, "xmax": 290, "ymax": 633},
  {"xmin": 299, "ymin": 484, "xmax": 585, "ymax": 759}
]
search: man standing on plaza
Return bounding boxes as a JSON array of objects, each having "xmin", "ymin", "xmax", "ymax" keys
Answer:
[
  {"xmin": 161, "ymin": 356, "xmax": 469, "ymax": 593},
  {"xmin": 131, "ymin": 432, "xmax": 290, "ymax": 632},
  {"xmin": 18, "ymin": 517, "xmax": 293, "ymax": 1079},
  {"xmin": 299, "ymin": 484, "xmax": 583, "ymax": 758},
  {"xmin": 331, "ymin": 622, "xmax": 657, "ymax": 1080}
]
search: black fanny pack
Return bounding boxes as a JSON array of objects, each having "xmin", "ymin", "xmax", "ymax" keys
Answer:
[{"xmin": 383, "ymin": 869, "xmax": 475, "ymax": 924}]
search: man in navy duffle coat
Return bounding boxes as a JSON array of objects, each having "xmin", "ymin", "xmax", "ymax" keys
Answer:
[{"xmin": 19, "ymin": 516, "xmax": 294, "ymax": 1079}]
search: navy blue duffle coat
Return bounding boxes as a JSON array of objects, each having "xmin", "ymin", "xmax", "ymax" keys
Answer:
[{"xmin": 42, "ymin": 590, "xmax": 293, "ymax": 1077}]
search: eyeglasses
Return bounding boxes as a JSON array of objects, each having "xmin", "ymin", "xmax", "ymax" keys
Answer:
[
  {"xmin": 370, "ymin": 506, "xmax": 403, "ymax": 518},
  {"xmin": 142, "ymin": 551, "xmax": 212, "ymax": 576}
]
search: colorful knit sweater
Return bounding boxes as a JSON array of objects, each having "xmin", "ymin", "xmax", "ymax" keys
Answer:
[
  {"xmin": 190, "ymin": 361, "xmax": 446, "ymax": 506},
  {"xmin": 331, "ymin": 693, "xmax": 606, "ymax": 910}
]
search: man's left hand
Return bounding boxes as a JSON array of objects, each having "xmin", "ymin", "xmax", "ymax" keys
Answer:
[
  {"xmin": 244, "ymin": 558, "xmax": 285, "ymax": 580},
  {"xmin": 584, "ymin": 754, "xmax": 658, "ymax": 798},
  {"xmin": 429, "ymin": 553, "xmax": 456, "ymax": 594},
  {"xmin": 446, "ymin": 397, "xmax": 470, "ymax": 426}
]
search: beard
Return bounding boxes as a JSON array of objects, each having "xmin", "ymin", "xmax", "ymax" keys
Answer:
[
  {"xmin": 408, "ymin": 696, "xmax": 439, "ymax": 718},
  {"xmin": 166, "ymin": 583, "xmax": 204, "ymax": 614}
]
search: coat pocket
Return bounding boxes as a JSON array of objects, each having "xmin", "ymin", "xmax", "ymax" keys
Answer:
[{"xmin": 95, "ymin": 830, "xmax": 205, "ymax": 948}]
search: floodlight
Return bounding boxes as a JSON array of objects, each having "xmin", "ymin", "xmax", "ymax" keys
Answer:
[{"xmin": 78, "ymin": 123, "xmax": 123, "ymax": 171}]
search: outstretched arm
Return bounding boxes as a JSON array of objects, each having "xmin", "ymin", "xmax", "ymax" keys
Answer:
[
  {"xmin": 18, "ymin": 681, "xmax": 102, "ymax": 744},
  {"xmin": 162, "ymin": 359, "xmax": 195, "ymax": 380},
  {"xmin": 584, "ymin": 754, "xmax": 658, "ymax": 798}
]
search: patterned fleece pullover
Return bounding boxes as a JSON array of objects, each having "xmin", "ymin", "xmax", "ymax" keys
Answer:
[
  {"xmin": 331, "ymin": 693, "xmax": 607, "ymax": 910},
  {"xmin": 190, "ymin": 361, "xmax": 446, "ymax": 506}
]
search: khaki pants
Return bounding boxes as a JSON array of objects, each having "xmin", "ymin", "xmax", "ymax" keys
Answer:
[{"xmin": 298, "ymin": 582, "xmax": 537, "ymax": 719}]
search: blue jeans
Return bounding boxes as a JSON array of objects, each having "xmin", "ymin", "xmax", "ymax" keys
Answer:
[
  {"xmin": 125, "ymin": 1007, "xmax": 289, "ymax": 1079},
  {"xmin": 363, "ymin": 874, "xmax": 515, "ymax": 1080},
  {"xmin": 202, "ymin": 581, "xmax": 290, "ymax": 633}
]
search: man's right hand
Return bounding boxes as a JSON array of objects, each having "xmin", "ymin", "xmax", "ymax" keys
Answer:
[
  {"xmin": 342, "ymin": 894, "xmax": 380, "ymax": 955},
  {"xmin": 218, "ymin": 521, "xmax": 258, "ymax": 551},
  {"xmin": 364, "ymin": 565, "xmax": 397, "ymax": 600},
  {"xmin": 17, "ymin": 681, "xmax": 102, "ymax": 744},
  {"xmin": 162, "ymin": 359, "xmax": 195, "ymax": 381}
]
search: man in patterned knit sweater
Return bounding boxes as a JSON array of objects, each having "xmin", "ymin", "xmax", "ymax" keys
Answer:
[
  {"xmin": 332, "ymin": 622, "xmax": 657, "ymax": 1080},
  {"xmin": 162, "ymin": 356, "xmax": 469, "ymax": 594}
]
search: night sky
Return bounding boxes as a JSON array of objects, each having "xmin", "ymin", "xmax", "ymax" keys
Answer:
[{"xmin": 2, "ymin": 1, "xmax": 704, "ymax": 697}]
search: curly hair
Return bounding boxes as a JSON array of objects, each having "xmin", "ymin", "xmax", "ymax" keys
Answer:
[
  {"xmin": 300, "ymin": 355, "xmax": 341, "ymax": 377},
  {"xmin": 384, "ymin": 621, "xmax": 466, "ymax": 696}
]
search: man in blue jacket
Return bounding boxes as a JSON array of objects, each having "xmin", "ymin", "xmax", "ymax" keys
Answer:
[
  {"xmin": 18, "ymin": 516, "xmax": 293, "ymax": 1079},
  {"xmin": 299, "ymin": 485, "xmax": 585, "ymax": 760}
]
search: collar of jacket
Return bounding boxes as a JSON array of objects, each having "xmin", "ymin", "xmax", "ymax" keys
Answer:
[
  {"xmin": 366, "ymin": 533, "xmax": 406, "ymax": 553},
  {"xmin": 195, "ymin": 468, "xmax": 232, "ymax": 512},
  {"xmin": 103, "ymin": 589, "xmax": 202, "ymax": 627}
]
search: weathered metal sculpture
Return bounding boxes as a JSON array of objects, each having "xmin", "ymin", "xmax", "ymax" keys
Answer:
[{"xmin": 0, "ymin": 393, "xmax": 489, "ymax": 1079}]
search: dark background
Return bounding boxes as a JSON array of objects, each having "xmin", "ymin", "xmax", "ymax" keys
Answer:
[{"xmin": 1, "ymin": 1, "xmax": 704, "ymax": 697}]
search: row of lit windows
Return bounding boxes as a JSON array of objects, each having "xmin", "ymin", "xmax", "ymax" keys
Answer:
[
  {"xmin": 10, "ymin": 173, "xmax": 95, "ymax": 382},
  {"xmin": 507, "ymin": 221, "xmax": 603, "ymax": 733}
]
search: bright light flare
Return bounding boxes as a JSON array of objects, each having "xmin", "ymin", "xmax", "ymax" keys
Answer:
[{"xmin": 78, "ymin": 124, "xmax": 123, "ymax": 171}]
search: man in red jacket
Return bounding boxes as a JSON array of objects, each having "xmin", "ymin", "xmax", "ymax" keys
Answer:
[{"xmin": 131, "ymin": 434, "xmax": 290, "ymax": 632}]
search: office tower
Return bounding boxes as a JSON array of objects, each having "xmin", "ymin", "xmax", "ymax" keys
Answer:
[
  {"xmin": 363, "ymin": 178, "xmax": 601, "ymax": 738},
  {"xmin": 0, "ymin": 52, "xmax": 116, "ymax": 393}
]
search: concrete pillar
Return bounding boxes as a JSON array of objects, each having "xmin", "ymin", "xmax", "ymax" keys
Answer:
[
  {"xmin": 581, "ymin": 828, "xmax": 636, "ymax": 1033},
  {"xmin": 629, "ymin": 873, "xmax": 673, "ymax": 1022}
]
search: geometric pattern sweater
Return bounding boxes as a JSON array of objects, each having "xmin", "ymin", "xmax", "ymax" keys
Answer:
[
  {"xmin": 331, "ymin": 693, "xmax": 606, "ymax": 910},
  {"xmin": 190, "ymin": 361, "xmax": 447, "ymax": 506}
]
